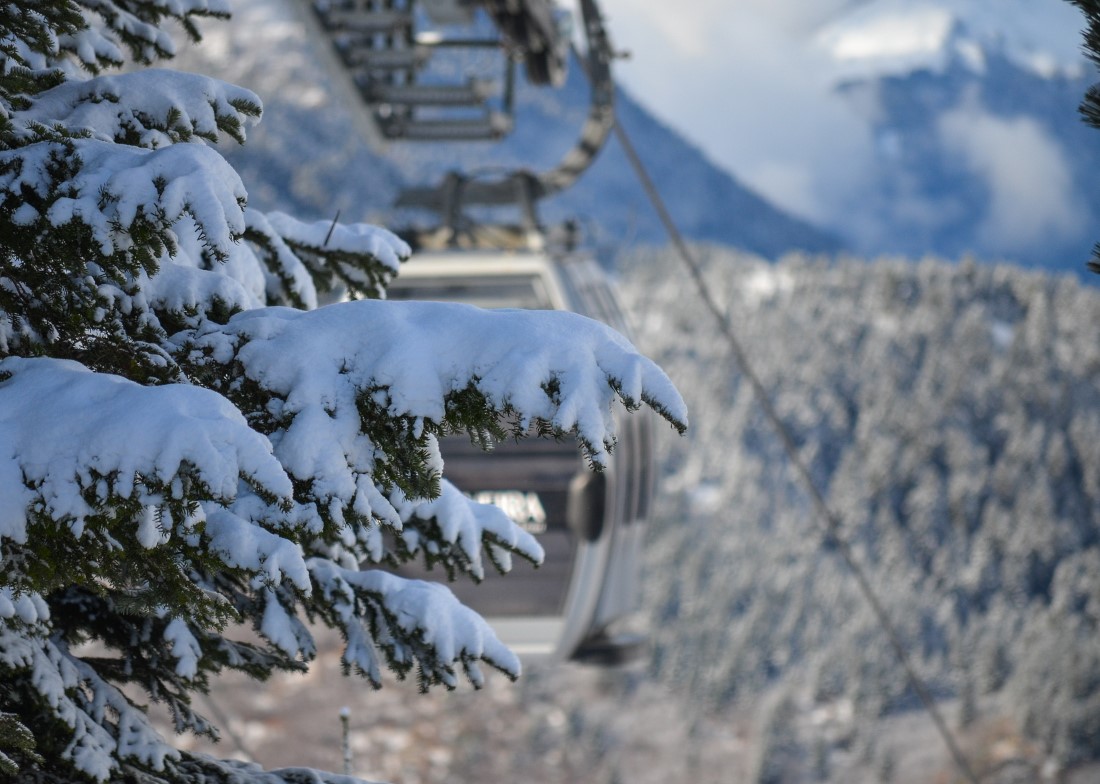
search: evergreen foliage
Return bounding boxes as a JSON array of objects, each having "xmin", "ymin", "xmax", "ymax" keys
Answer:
[
  {"xmin": 1068, "ymin": 0, "xmax": 1100, "ymax": 271},
  {"xmin": 0, "ymin": 4, "xmax": 686, "ymax": 783}
]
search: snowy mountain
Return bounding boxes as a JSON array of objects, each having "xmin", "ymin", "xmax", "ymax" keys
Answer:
[
  {"xmin": 818, "ymin": 0, "xmax": 1086, "ymax": 83},
  {"xmin": 173, "ymin": 0, "xmax": 838, "ymax": 258},
  {"xmin": 809, "ymin": 0, "xmax": 1099, "ymax": 271}
]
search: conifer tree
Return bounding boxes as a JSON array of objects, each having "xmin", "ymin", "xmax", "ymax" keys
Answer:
[
  {"xmin": 1068, "ymin": 0, "xmax": 1100, "ymax": 271},
  {"xmin": 0, "ymin": 3, "xmax": 687, "ymax": 782}
]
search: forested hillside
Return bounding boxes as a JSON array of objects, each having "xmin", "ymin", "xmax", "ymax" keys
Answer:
[{"xmin": 623, "ymin": 247, "xmax": 1100, "ymax": 777}]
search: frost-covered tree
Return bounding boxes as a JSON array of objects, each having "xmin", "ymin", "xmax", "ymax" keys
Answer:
[
  {"xmin": 625, "ymin": 245, "xmax": 1100, "ymax": 771},
  {"xmin": 0, "ymin": 3, "xmax": 687, "ymax": 783}
]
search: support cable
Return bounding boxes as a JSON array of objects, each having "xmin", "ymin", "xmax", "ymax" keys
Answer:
[
  {"xmin": 592, "ymin": 55, "xmax": 982, "ymax": 784},
  {"xmin": 199, "ymin": 692, "xmax": 257, "ymax": 764}
]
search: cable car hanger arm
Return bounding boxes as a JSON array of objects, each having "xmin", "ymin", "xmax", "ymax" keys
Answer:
[{"xmin": 394, "ymin": 0, "xmax": 616, "ymax": 216}]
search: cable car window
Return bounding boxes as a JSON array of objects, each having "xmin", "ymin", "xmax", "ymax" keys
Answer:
[
  {"xmin": 387, "ymin": 273, "xmax": 554, "ymax": 309},
  {"xmin": 393, "ymin": 437, "xmax": 580, "ymax": 619}
]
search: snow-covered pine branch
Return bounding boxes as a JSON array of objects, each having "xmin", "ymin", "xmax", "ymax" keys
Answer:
[
  {"xmin": 0, "ymin": 357, "xmax": 300, "ymax": 616},
  {"xmin": 0, "ymin": 1, "xmax": 685, "ymax": 782},
  {"xmin": 2, "ymin": 137, "xmax": 247, "ymax": 261},
  {"xmin": 0, "ymin": 5, "xmax": 82, "ymax": 119},
  {"xmin": 263, "ymin": 211, "xmax": 406, "ymax": 302},
  {"xmin": 11, "ymin": 70, "xmax": 262, "ymax": 147},
  {"xmin": 0, "ymin": 134, "xmax": 251, "ymax": 378},
  {"xmin": 168, "ymin": 301, "xmax": 683, "ymax": 696},
  {"xmin": 391, "ymin": 479, "xmax": 545, "ymax": 581},
  {"xmin": 242, "ymin": 209, "xmax": 321, "ymax": 309},
  {"xmin": 306, "ymin": 559, "xmax": 520, "ymax": 690},
  {"xmin": 64, "ymin": 0, "xmax": 231, "ymax": 69},
  {"xmin": 182, "ymin": 299, "xmax": 686, "ymax": 537}
]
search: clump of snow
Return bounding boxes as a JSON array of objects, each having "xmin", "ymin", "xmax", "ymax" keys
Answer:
[
  {"xmin": 0, "ymin": 356, "xmax": 292, "ymax": 542},
  {"xmin": 0, "ymin": 589, "xmax": 49, "ymax": 624},
  {"xmin": 392, "ymin": 479, "xmax": 546, "ymax": 580},
  {"xmin": 307, "ymin": 559, "xmax": 520, "ymax": 688},
  {"xmin": 142, "ymin": 212, "xmax": 280, "ymax": 325},
  {"xmin": 12, "ymin": 70, "xmax": 261, "ymax": 148},
  {"xmin": 143, "ymin": 259, "xmax": 262, "ymax": 321},
  {"xmin": 816, "ymin": 0, "xmax": 1087, "ymax": 82},
  {"xmin": 163, "ymin": 618, "xmax": 203, "ymax": 679},
  {"xmin": 192, "ymin": 300, "xmax": 686, "ymax": 482},
  {"xmin": 266, "ymin": 212, "xmax": 408, "ymax": 275},
  {"xmin": 202, "ymin": 505, "xmax": 311, "ymax": 590},
  {"xmin": 261, "ymin": 589, "xmax": 309, "ymax": 658},
  {"xmin": 0, "ymin": 138, "xmax": 248, "ymax": 260}
]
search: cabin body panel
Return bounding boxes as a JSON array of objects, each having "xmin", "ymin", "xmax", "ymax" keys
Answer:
[{"xmin": 387, "ymin": 249, "xmax": 655, "ymax": 661}]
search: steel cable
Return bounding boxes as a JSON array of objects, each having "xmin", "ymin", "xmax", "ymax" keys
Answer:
[{"xmin": 593, "ymin": 53, "xmax": 983, "ymax": 784}]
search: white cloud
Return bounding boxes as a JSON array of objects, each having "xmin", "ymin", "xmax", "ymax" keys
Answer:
[
  {"xmin": 939, "ymin": 107, "xmax": 1086, "ymax": 255},
  {"xmin": 596, "ymin": 0, "xmax": 876, "ymax": 226},
  {"xmin": 583, "ymin": 0, "xmax": 1089, "ymax": 261}
]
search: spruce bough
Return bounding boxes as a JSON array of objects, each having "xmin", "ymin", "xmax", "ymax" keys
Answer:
[{"xmin": 0, "ymin": 3, "xmax": 687, "ymax": 782}]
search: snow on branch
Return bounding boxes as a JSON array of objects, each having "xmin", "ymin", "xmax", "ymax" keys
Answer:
[
  {"xmin": 391, "ymin": 479, "xmax": 545, "ymax": 581},
  {"xmin": 142, "ymin": 253, "xmax": 265, "ymax": 327},
  {"xmin": 201, "ymin": 503, "xmax": 310, "ymax": 592},
  {"xmin": 265, "ymin": 213, "xmax": 407, "ymax": 274},
  {"xmin": 177, "ymin": 299, "xmax": 685, "ymax": 565},
  {"xmin": 69, "ymin": 0, "xmax": 175, "ymax": 63},
  {"xmin": 0, "ymin": 5, "xmax": 78, "ymax": 76},
  {"xmin": 13, "ymin": 70, "xmax": 262, "ymax": 147},
  {"xmin": 64, "ymin": 0, "xmax": 231, "ymax": 68},
  {"xmin": 143, "ymin": 213, "xmax": 275, "ymax": 329},
  {"xmin": 191, "ymin": 298, "xmax": 687, "ymax": 476},
  {"xmin": 0, "ymin": 356, "xmax": 291, "ymax": 550},
  {"xmin": 0, "ymin": 137, "xmax": 247, "ymax": 263},
  {"xmin": 307, "ymin": 559, "xmax": 520, "ymax": 687},
  {"xmin": 0, "ymin": 625, "xmax": 179, "ymax": 781},
  {"xmin": 243, "ymin": 209, "xmax": 322, "ymax": 310},
  {"xmin": 264, "ymin": 211, "xmax": 409, "ymax": 301},
  {"xmin": 0, "ymin": 588, "xmax": 50, "ymax": 626}
]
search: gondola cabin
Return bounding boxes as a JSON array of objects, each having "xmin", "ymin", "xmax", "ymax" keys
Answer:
[{"xmin": 386, "ymin": 249, "xmax": 654, "ymax": 664}]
